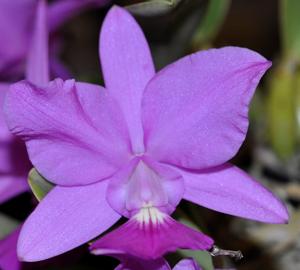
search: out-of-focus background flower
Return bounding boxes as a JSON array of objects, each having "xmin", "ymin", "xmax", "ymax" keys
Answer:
[{"xmin": 1, "ymin": 0, "xmax": 300, "ymax": 269}]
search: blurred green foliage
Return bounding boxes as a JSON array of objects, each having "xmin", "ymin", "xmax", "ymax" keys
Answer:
[
  {"xmin": 266, "ymin": 64, "xmax": 298, "ymax": 159},
  {"xmin": 0, "ymin": 213, "xmax": 19, "ymax": 239},
  {"xmin": 280, "ymin": 0, "xmax": 300, "ymax": 59},
  {"xmin": 191, "ymin": 0, "xmax": 230, "ymax": 49},
  {"xmin": 265, "ymin": 0, "xmax": 300, "ymax": 160}
]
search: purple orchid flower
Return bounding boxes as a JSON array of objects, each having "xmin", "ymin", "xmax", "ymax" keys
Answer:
[
  {"xmin": 0, "ymin": 2, "xmax": 51, "ymax": 269},
  {"xmin": 0, "ymin": 82, "xmax": 31, "ymax": 204},
  {"xmin": 4, "ymin": 5, "xmax": 288, "ymax": 263},
  {"xmin": 102, "ymin": 248, "xmax": 235, "ymax": 270},
  {"xmin": 0, "ymin": 0, "xmax": 109, "ymax": 81},
  {"xmin": 0, "ymin": 228, "xmax": 21, "ymax": 270},
  {"xmin": 115, "ymin": 255, "xmax": 201, "ymax": 270},
  {"xmin": 0, "ymin": 0, "xmax": 50, "ymax": 210},
  {"xmin": 112, "ymin": 254, "xmax": 234, "ymax": 270},
  {"xmin": 171, "ymin": 259, "xmax": 202, "ymax": 270},
  {"xmin": 105, "ymin": 248, "xmax": 229, "ymax": 270}
]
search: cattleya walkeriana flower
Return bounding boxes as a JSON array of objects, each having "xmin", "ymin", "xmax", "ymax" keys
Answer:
[{"xmin": 4, "ymin": 5, "xmax": 288, "ymax": 262}]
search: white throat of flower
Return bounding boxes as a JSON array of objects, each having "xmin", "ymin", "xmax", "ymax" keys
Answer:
[{"xmin": 134, "ymin": 204, "xmax": 166, "ymax": 225}]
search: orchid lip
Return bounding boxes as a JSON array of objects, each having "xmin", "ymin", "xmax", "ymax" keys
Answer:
[{"xmin": 90, "ymin": 205, "xmax": 214, "ymax": 259}]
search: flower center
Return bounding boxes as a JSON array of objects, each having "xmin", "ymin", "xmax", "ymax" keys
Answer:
[
  {"xmin": 133, "ymin": 204, "xmax": 166, "ymax": 225},
  {"xmin": 134, "ymin": 151, "xmax": 145, "ymax": 157},
  {"xmin": 125, "ymin": 161, "xmax": 168, "ymax": 214},
  {"xmin": 107, "ymin": 158, "xmax": 184, "ymax": 218}
]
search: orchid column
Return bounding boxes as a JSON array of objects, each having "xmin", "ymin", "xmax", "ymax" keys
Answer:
[{"xmin": 4, "ymin": 5, "xmax": 288, "ymax": 264}]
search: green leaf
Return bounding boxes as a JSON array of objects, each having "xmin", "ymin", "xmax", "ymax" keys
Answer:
[
  {"xmin": 126, "ymin": 0, "xmax": 183, "ymax": 16},
  {"xmin": 266, "ymin": 63, "xmax": 298, "ymax": 159},
  {"xmin": 178, "ymin": 217, "xmax": 214, "ymax": 270},
  {"xmin": 28, "ymin": 168, "xmax": 55, "ymax": 201},
  {"xmin": 295, "ymin": 69, "xmax": 300, "ymax": 140},
  {"xmin": 192, "ymin": 0, "xmax": 231, "ymax": 48},
  {"xmin": 280, "ymin": 0, "xmax": 300, "ymax": 58},
  {"xmin": 0, "ymin": 213, "xmax": 19, "ymax": 239}
]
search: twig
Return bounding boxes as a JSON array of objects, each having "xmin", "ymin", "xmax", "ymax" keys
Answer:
[{"xmin": 209, "ymin": 245, "xmax": 243, "ymax": 261}]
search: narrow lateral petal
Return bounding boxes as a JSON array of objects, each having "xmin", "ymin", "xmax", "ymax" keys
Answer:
[
  {"xmin": 100, "ymin": 6, "xmax": 155, "ymax": 153},
  {"xmin": 0, "ymin": 228, "xmax": 21, "ymax": 270},
  {"xmin": 142, "ymin": 47, "xmax": 271, "ymax": 169},
  {"xmin": 18, "ymin": 180, "xmax": 120, "ymax": 262},
  {"xmin": 90, "ymin": 211, "xmax": 213, "ymax": 260},
  {"xmin": 173, "ymin": 259, "xmax": 201, "ymax": 270},
  {"xmin": 48, "ymin": 0, "xmax": 109, "ymax": 31},
  {"xmin": 26, "ymin": 0, "xmax": 50, "ymax": 86},
  {"xmin": 181, "ymin": 163, "xmax": 288, "ymax": 223},
  {"xmin": 5, "ymin": 79, "xmax": 130, "ymax": 186},
  {"xmin": 0, "ymin": 176, "xmax": 29, "ymax": 204}
]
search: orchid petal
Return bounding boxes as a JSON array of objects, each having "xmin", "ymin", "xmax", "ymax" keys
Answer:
[
  {"xmin": 0, "ymin": 176, "xmax": 29, "ymax": 204},
  {"xmin": 0, "ymin": 84, "xmax": 16, "ymax": 174},
  {"xmin": 26, "ymin": 0, "xmax": 49, "ymax": 86},
  {"xmin": 181, "ymin": 163, "xmax": 288, "ymax": 223},
  {"xmin": 5, "ymin": 79, "xmax": 130, "ymax": 186},
  {"xmin": 173, "ymin": 258, "xmax": 201, "ymax": 270},
  {"xmin": 0, "ymin": 0, "xmax": 36, "ymax": 76},
  {"xmin": 115, "ymin": 259, "xmax": 170, "ymax": 270},
  {"xmin": 100, "ymin": 6, "xmax": 155, "ymax": 153},
  {"xmin": 142, "ymin": 47, "xmax": 271, "ymax": 169},
  {"xmin": 0, "ymin": 228, "xmax": 21, "ymax": 270},
  {"xmin": 18, "ymin": 180, "xmax": 120, "ymax": 262},
  {"xmin": 0, "ymin": 84, "xmax": 31, "ymax": 186},
  {"xmin": 48, "ymin": 0, "xmax": 109, "ymax": 31},
  {"xmin": 113, "ymin": 256, "xmax": 200, "ymax": 270},
  {"xmin": 110, "ymin": 254, "xmax": 170, "ymax": 270},
  {"xmin": 0, "ymin": 83, "xmax": 12, "ymax": 141},
  {"xmin": 90, "ymin": 214, "xmax": 213, "ymax": 260}
]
